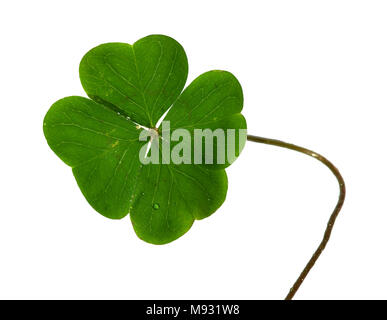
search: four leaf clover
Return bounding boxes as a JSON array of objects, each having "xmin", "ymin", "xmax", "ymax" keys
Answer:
[{"xmin": 43, "ymin": 35, "xmax": 246, "ymax": 244}]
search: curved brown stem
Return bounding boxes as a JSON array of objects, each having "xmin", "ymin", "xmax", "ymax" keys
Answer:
[{"xmin": 247, "ymin": 134, "xmax": 346, "ymax": 300}]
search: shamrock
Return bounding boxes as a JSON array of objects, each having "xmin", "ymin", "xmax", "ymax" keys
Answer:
[{"xmin": 43, "ymin": 35, "xmax": 246, "ymax": 244}]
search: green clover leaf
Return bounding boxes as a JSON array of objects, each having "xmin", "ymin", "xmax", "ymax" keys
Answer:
[{"xmin": 43, "ymin": 35, "xmax": 246, "ymax": 244}]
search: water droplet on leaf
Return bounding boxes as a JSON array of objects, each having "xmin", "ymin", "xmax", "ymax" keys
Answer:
[{"xmin": 153, "ymin": 203, "xmax": 160, "ymax": 210}]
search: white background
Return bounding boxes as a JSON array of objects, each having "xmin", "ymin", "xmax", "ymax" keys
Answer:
[{"xmin": 0, "ymin": 0, "xmax": 386, "ymax": 300}]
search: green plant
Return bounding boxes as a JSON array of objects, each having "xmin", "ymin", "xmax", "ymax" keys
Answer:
[
  {"xmin": 44, "ymin": 35, "xmax": 246, "ymax": 244},
  {"xmin": 43, "ymin": 34, "xmax": 345, "ymax": 299}
]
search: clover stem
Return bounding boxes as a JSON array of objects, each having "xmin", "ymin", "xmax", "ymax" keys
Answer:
[{"xmin": 246, "ymin": 134, "xmax": 346, "ymax": 300}]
